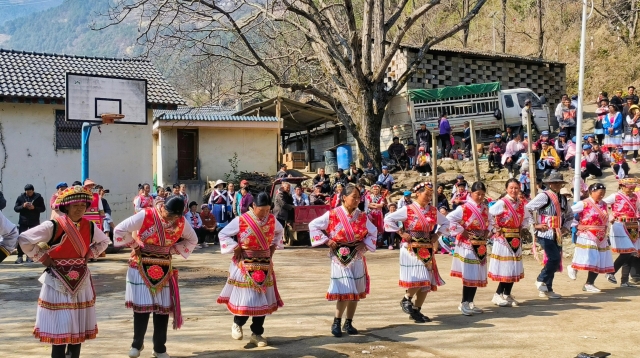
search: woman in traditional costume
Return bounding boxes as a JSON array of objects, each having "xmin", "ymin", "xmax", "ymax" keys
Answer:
[
  {"xmin": 18, "ymin": 185, "xmax": 110, "ymax": 358},
  {"xmin": 602, "ymin": 178, "xmax": 640, "ymax": 287},
  {"xmin": 209, "ymin": 179, "xmax": 231, "ymax": 229},
  {"xmin": 446, "ymin": 182, "xmax": 491, "ymax": 316},
  {"xmin": 384, "ymin": 182, "xmax": 449, "ymax": 323},
  {"xmin": 134, "ymin": 183, "xmax": 154, "ymax": 213},
  {"xmin": 566, "ymin": 183, "xmax": 614, "ymax": 292},
  {"xmin": 217, "ymin": 192, "xmax": 284, "ymax": 347},
  {"xmin": 309, "ymin": 184, "xmax": 377, "ymax": 337},
  {"xmin": 487, "ymin": 179, "xmax": 532, "ymax": 307},
  {"xmin": 365, "ymin": 184, "xmax": 386, "ymax": 247},
  {"xmin": 114, "ymin": 196, "xmax": 198, "ymax": 358}
]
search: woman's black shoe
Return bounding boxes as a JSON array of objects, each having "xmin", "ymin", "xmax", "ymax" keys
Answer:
[
  {"xmin": 400, "ymin": 297, "xmax": 413, "ymax": 314},
  {"xmin": 410, "ymin": 307, "xmax": 431, "ymax": 323},
  {"xmin": 342, "ymin": 319, "xmax": 358, "ymax": 334},
  {"xmin": 331, "ymin": 317, "xmax": 342, "ymax": 337}
]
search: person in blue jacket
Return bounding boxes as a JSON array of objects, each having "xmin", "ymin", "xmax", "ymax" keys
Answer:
[{"xmin": 603, "ymin": 103, "xmax": 624, "ymax": 149}]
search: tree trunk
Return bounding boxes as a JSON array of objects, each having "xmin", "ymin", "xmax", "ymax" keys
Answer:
[
  {"xmin": 501, "ymin": 0, "xmax": 507, "ymax": 53},
  {"xmin": 462, "ymin": 0, "xmax": 470, "ymax": 47},
  {"xmin": 537, "ymin": 0, "xmax": 544, "ymax": 57}
]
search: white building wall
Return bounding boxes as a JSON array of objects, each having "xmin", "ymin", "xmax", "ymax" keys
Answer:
[{"xmin": 0, "ymin": 103, "xmax": 153, "ymax": 225}]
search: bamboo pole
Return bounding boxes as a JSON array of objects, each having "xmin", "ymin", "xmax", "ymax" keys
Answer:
[
  {"xmin": 276, "ymin": 97, "xmax": 282, "ymax": 169},
  {"xmin": 469, "ymin": 120, "xmax": 481, "ymax": 182},
  {"xmin": 526, "ymin": 108, "xmax": 537, "ymax": 198},
  {"xmin": 431, "ymin": 133, "xmax": 438, "ymax": 207}
]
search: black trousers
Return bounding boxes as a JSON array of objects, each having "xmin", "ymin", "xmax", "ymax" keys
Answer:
[
  {"xmin": 504, "ymin": 153, "xmax": 521, "ymax": 174},
  {"xmin": 613, "ymin": 253, "xmax": 634, "ymax": 284},
  {"xmin": 51, "ymin": 344, "xmax": 81, "ymax": 358},
  {"xmin": 195, "ymin": 227, "xmax": 208, "ymax": 244},
  {"xmin": 132, "ymin": 312, "xmax": 169, "ymax": 353},
  {"xmin": 462, "ymin": 286, "xmax": 477, "ymax": 303},
  {"xmin": 416, "ymin": 164, "xmax": 431, "ymax": 173},
  {"xmin": 488, "ymin": 152, "xmax": 503, "ymax": 168},
  {"xmin": 234, "ymin": 315, "xmax": 266, "ymax": 335},
  {"xmin": 613, "ymin": 162, "xmax": 630, "ymax": 176},
  {"xmin": 440, "ymin": 134, "xmax": 451, "ymax": 158},
  {"xmin": 17, "ymin": 225, "xmax": 37, "ymax": 256},
  {"xmin": 581, "ymin": 163, "xmax": 603, "ymax": 179}
]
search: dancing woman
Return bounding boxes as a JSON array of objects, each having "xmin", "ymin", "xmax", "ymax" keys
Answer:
[
  {"xmin": 217, "ymin": 192, "xmax": 284, "ymax": 347},
  {"xmin": 309, "ymin": 184, "xmax": 377, "ymax": 337},
  {"xmin": 602, "ymin": 178, "xmax": 640, "ymax": 287},
  {"xmin": 487, "ymin": 179, "xmax": 533, "ymax": 307},
  {"xmin": 566, "ymin": 183, "xmax": 615, "ymax": 292},
  {"xmin": 114, "ymin": 196, "xmax": 198, "ymax": 358},
  {"xmin": 384, "ymin": 182, "xmax": 449, "ymax": 323},
  {"xmin": 18, "ymin": 186, "xmax": 109, "ymax": 358},
  {"xmin": 446, "ymin": 182, "xmax": 491, "ymax": 316}
]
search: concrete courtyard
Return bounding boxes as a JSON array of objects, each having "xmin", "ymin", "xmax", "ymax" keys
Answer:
[{"xmin": 0, "ymin": 245, "xmax": 638, "ymax": 358}]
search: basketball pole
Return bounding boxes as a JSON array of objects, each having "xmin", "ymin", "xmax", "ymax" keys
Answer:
[{"xmin": 81, "ymin": 122, "xmax": 102, "ymax": 182}]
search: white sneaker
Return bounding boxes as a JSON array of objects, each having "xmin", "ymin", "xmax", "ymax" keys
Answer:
[
  {"xmin": 152, "ymin": 352, "xmax": 170, "ymax": 358},
  {"xmin": 535, "ymin": 281, "xmax": 548, "ymax": 292},
  {"xmin": 202, "ymin": 242, "xmax": 209, "ymax": 248},
  {"xmin": 504, "ymin": 294, "xmax": 519, "ymax": 307},
  {"xmin": 567, "ymin": 265, "xmax": 577, "ymax": 280},
  {"xmin": 583, "ymin": 284, "xmax": 601, "ymax": 293},
  {"xmin": 250, "ymin": 334, "xmax": 268, "ymax": 347},
  {"xmin": 469, "ymin": 302, "xmax": 484, "ymax": 314},
  {"xmin": 231, "ymin": 323, "xmax": 243, "ymax": 340},
  {"xmin": 545, "ymin": 291, "xmax": 562, "ymax": 299},
  {"xmin": 587, "ymin": 175, "xmax": 596, "ymax": 180},
  {"xmin": 129, "ymin": 345, "xmax": 144, "ymax": 358},
  {"xmin": 491, "ymin": 293, "xmax": 509, "ymax": 307},
  {"xmin": 606, "ymin": 273, "xmax": 617, "ymax": 284},
  {"xmin": 458, "ymin": 302, "xmax": 474, "ymax": 316}
]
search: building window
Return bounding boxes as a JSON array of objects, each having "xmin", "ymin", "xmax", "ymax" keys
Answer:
[
  {"xmin": 55, "ymin": 110, "xmax": 82, "ymax": 149},
  {"xmin": 177, "ymin": 129, "xmax": 198, "ymax": 180}
]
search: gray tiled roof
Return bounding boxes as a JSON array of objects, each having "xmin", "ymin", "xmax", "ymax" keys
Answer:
[
  {"xmin": 154, "ymin": 106, "xmax": 279, "ymax": 122},
  {"xmin": 0, "ymin": 49, "xmax": 186, "ymax": 105}
]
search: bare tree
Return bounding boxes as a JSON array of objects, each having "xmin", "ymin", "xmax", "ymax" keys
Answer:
[
  {"xmin": 501, "ymin": 0, "xmax": 507, "ymax": 52},
  {"xmin": 537, "ymin": 0, "xmax": 544, "ymax": 57},
  {"xmin": 595, "ymin": 0, "xmax": 640, "ymax": 45},
  {"xmin": 98, "ymin": 0, "xmax": 487, "ymax": 166}
]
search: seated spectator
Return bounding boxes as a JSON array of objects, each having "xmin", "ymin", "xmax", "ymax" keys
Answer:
[
  {"xmin": 292, "ymin": 186, "xmax": 310, "ymax": 206},
  {"xmin": 313, "ymin": 168, "xmax": 332, "ymax": 194},
  {"xmin": 310, "ymin": 183, "xmax": 328, "ymax": 205},
  {"xmin": 591, "ymin": 143, "xmax": 608, "ymax": 168},
  {"xmin": 519, "ymin": 168, "xmax": 531, "ymax": 197},
  {"xmin": 437, "ymin": 206, "xmax": 455, "ymax": 254},
  {"xmin": 611, "ymin": 145, "xmax": 630, "ymax": 179},
  {"xmin": 488, "ymin": 134, "xmax": 506, "ymax": 171},
  {"xmin": 363, "ymin": 161, "xmax": 378, "ymax": 177},
  {"xmin": 503, "ymin": 133, "xmax": 525, "ymax": 177},
  {"xmin": 565, "ymin": 136, "xmax": 577, "ymax": 166},
  {"xmin": 388, "ymin": 136, "xmax": 407, "ymax": 165},
  {"xmin": 357, "ymin": 183, "xmax": 367, "ymax": 211},
  {"xmin": 415, "ymin": 147, "xmax": 431, "ymax": 176},
  {"xmin": 200, "ymin": 204, "xmax": 218, "ymax": 244},
  {"xmin": 537, "ymin": 141, "xmax": 560, "ymax": 177},
  {"xmin": 329, "ymin": 184, "xmax": 344, "ymax": 208},
  {"xmin": 581, "ymin": 144, "xmax": 603, "ymax": 180},
  {"xmin": 451, "ymin": 174, "xmax": 469, "ymax": 196},
  {"xmin": 406, "ymin": 142, "xmax": 417, "ymax": 168},
  {"xmin": 333, "ymin": 169, "xmax": 349, "ymax": 191},
  {"xmin": 502, "ymin": 126, "xmax": 516, "ymax": 142},
  {"xmin": 555, "ymin": 132, "xmax": 568, "ymax": 167},
  {"xmin": 436, "ymin": 184, "xmax": 450, "ymax": 211},
  {"xmin": 185, "ymin": 201, "xmax": 206, "ymax": 248},
  {"xmin": 239, "ymin": 187, "xmax": 253, "ymax": 214},
  {"xmin": 276, "ymin": 163, "xmax": 289, "ymax": 179},
  {"xmin": 533, "ymin": 131, "xmax": 555, "ymax": 162},
  {"xmin": 376, "ymin": 166, "xmax": 395, "ymax": 192},
  {"xmin": 346, "ymin": 162, "xmax": 363, "ymax": 184},
  {"xmin": 397, "ymin": 191, "xmax": 412, "ymax": 209},
  {"xmin": 451, "ymin": 181, "xmax": 468, "ymax": 209},
  {"xmin": 461, "ymin": 121, "xmax": 471, "ymax": 159}
]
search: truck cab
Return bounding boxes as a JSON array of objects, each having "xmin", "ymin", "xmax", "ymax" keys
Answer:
[{"xmin": 500, "ymin": 88, "xmax": 550, "ymax": 133}]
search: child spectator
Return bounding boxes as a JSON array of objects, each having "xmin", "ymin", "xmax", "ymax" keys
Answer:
[
  {"xmin": 451, "ymin": 181, "xmax": 468, "ymax": 209},
  {"xmin": 383, "ymin": 203, "xmax": 401, "ymax": 250},
  {"xmin": 519, "ymin": 168, "xmax": 531, "ymax": 197},
  {"xmin": 612, "ymin": 145, "xmax": 630, "ymax": 179},
  {"xmin": 436, "ymin": 183, "xmax": 450, "ymax": 211},
  {"xmin": 200, "ymin": 204, "xmax": 218, "ymax": 245},
  {"xmin": 437, "ymin": 206, "xmax": 455, "ymax": 254},
  {"xmin": 185, "ymin": 201, "xmax": 205, "ymax": 248}
]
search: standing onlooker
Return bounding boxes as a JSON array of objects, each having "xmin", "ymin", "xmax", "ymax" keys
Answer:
[
  {"xmin": 522, "ymin": 99, "xmax": 534, "ymax": 133},
  {"xmin": 603, "ymin": 103, "xmax": 624, "ymax": 150},
  {"xmin": 488, "ymin": 134, "xmax": 506, "ymax": 172},
  {"xmin": 234, "ymin": 180, "xmax": 249, "ymax": 216},
  {"xmin": 272, "ymin": 181, "xmax": 294, "ymax": 227},
  {"xmin": 292, "ymin": 186, "xmax": 310, "ymax": 206},
  {"xmin": 628, "ymin": 86, "xmax": 639, "ymax": 104},
  {"xmin": 416, "ymin": 122, "xmax": 432, "ymax": 155},
  {"xmin": 365, "ymin": 184, "xmax": 386, "ymax": 246},
  {"xmin": 172, "ymin": 183, "xmax": 180, "ymax": 196},
  {"xmin": 503, "ymin": 126, "xmax": 516, "ymax": 142},
  {"xmin": 594, "ymin": 99, "xmax": 609, "ymax": 145},
  {"xmin": 313, "ymin": 168, "xmax": 331, "ymax": 194},
  {"xmin": 13, "ymin": 184, "xmax": 45, "ymax": 263},
  {"xmin": 133, "ymin": 183, "xmax": 154, "ymax": 213},
  {"xmin": 623, "ymin": 104, "xmax": 640, "ymax": 163},
  {"xmin": 155, "ymin": 186, "xmax": 167, "ymax": 199},
  {"xmin": 397, "ymin": 191, "xmax": 412, "ymax": 209},
  {"xmin": 50, "ymin": 182, "xmax": 67, "ymax": 219},
  {"xmin": 451, "ymin": 174, "xmax": 469, "ymax": 196},
  {"xmin": 276, "ymin": 164, "xmax": 289, "ymax": 179},
  {"xmin": 226, "ymin": 182, "xmax": 237, "ymax": 218},
  {"xmin": 200, "ymin": 204, "xmax": 218, "ymax": 244},
  {"xmin": 451, "ymin": 181, "xmax": 468, "ymax": 209},
  {"xmin": 611, "ymin": 90, "xmax": 624, "ymax": 112},
  {"xmin": 239, "ymin": 186, "xmax": 254, "ymax": 214},
  {"xmin": 383, "ymin": 203, "xmax": 401, "ymax": 249},
  {"xmin": 461, "ymin": 121, "xmax": 471, "ymax": 159},
  {"xmin": 438, "ymin": 112, "xmax": 452, "ymax": 159},
  {"xmin": 376, "ymin": 166, "xmax": 395, "ymax": 192},
  {"xmin": 557, "ymin": 97, "xmax": 577, "ymax": 139},
  {"xmin": 97, "ymin": 185, "xmax": 114, "ymax": 240},
  {"xmin": 179, "ymin": 183, "xmax": 189, "ymax": 215},
  {"xmin": 185, "ymin": 201, "xmax": 206, "ymax": 248}
]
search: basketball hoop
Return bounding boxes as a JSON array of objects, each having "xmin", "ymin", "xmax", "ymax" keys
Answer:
[{"xmin": 100, "ymin": 113, "xmax": 125, "ymax": 125}]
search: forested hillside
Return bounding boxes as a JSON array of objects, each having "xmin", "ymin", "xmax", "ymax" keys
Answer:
[{"xmin": 0, "ymin": 0, "xmax": 62, "ymax": 25}]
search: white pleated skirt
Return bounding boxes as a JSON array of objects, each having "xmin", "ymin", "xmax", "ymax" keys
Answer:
[
  {"xmin": 451, "ymin": 242, "xmax": 488, "ymax": 287},
  {"xmin": 604, "ymin": 134, "xmax": 623, "ymax": 148},
  {"xmin": 125, "ymin": 267, "xmax": 172, "ymax": 314},
  {"xmin": 34, "ymin": 271, "xmax": 98, "ymax": 344},
  {"xmin": 217, "ymin": 262, "xmax": 283, "ymax": 316},
  {"xmin": 488, "ymin": 237, "xmax": 524, "ymax": 283},
  {"xmin": 609, "ymin": 222, "xmax": 640, "ymax": 254},
  {"xmin": 624, "ymin": 134, "xmax": 640, "ymax": 151},
  {"xmin": 571, "ymin": 233, "xmax": 614, "ymax": 274},
  {"xmin": 399, "ymin": 244, "xmax": 444, "ymax": 292},
  {"xmin": 324, "ymin": 254, "xmax": 369, "ymax": 301}
]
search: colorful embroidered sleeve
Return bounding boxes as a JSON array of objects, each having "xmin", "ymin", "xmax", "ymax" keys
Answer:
[
  {"xmin": 87, "ymin": 223, "xmax": 110, "ymax": 259},
  {"xmin": 446, "ymin": 205, "xmax": 465, "ymax": 236},
  {"xmin": 17, "ymin": 220, "xmax": 55, "ymax": 262},
  {"xmin": 273, "ymin": 219, "xmax": 285, "ymax": 250},
  {"xmin": 218, "ymin": 217, "xmax": 240, "ymax": 254},
  {"xmin": 436, "ymin": 211, "xmax": 450, "ymax": 235},
  {"xmin": 0, "ymin": 211, "xmax": 18, "ymax": 258},
  {"xmin": 171, "ymin": 223, "xmax": 198, "ymax": 258},
  {"xmin": 113, "ymin": 210, "xmax": 146, "ymax": 248},
  {"xmin": 384, "ymin": 206, "xmax": 408, "ymax": 232},
  {"xmin": 363, "ymin": 218, "xmax": 378, "ymax": 252},
  {"xmin": 309, "ymin": 211, "xmax": 331, "ymax": 247}
]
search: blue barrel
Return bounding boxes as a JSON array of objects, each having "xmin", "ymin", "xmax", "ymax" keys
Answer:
[
  {"xmin": 336, "ymin": 144, "xmax": 352, "ymax": 170},
  {"xmin": 324, "ymin": 150, "xmax": 337, "ymax": 165}
]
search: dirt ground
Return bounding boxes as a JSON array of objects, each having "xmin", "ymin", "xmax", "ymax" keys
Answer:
[{"xmin": 1, "ymin": 245, "xmax": 638, "ymax": 358}]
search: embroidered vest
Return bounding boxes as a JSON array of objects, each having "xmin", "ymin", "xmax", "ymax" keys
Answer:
[
  {"xmin": 613, "ymin": 193, "xmax": 638, "ymax": 218},
  {"xmin": 138, "ymin": 207, "xmax": 185, "ymax": 247},
  {"xmin": 495, "ymin": 199, "xmax": 525, "ymax": 229},
  {"xmin": 327, "ymin": 208, "xmax": 369, "ymax": 243},
  {"xmin": 405, "ymin": 204, "xmax": 437, "ymax": 238},
  {"xmin": 238, "ymin": 214, "xmax": 276, "ymax": 250},
  {"xmin": 138, "ymin": 195, "xmax": 154, "ymax": 210},
  {"xmin": 48, "ymin": 218, "xmax": 92, "ymax": 259},
  {"xmin": 579, "ymin": 200, "xmax": 608, "ymax": 226},
  {"xmin": 538, "ymin": 191, "xmax": 568, "ymax": 218},
  {"xmin": 461, "ymin": 202, "xmax": 489, "ymax": 232}
]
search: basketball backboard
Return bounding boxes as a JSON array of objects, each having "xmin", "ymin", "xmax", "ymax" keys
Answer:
[{"xmin": 66, "ymin": 73, "xmax": 148, "ymax": 125}]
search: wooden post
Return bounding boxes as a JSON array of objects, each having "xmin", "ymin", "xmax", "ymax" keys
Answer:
[
  {"xmin": 526, "ymin": 108, "xmax": 537, "ymax": 198},
  {"xmin": 306, "ymin": 127, "xmax": 312, "ymax": 172},
  {"xmin": 469, "ymin": 120, "xmax": 481, "ymax": 182},
  {"xmin": 431, "ymin": 132, "xmax": 438, "ymax": 207},
  {"xmin": 275, "ymin": 97, "xmax": 282, "ymax": 169}
]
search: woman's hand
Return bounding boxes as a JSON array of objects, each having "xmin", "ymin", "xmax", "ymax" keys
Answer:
[
  {"xmin": 535, "ymin": 224, "xmax": 549, "ymax": 231},
  {"xmin": 400, "ymin": 232, "xmax": 411, "ymax": 241},
  {"xmin": 326, "ymin": 239, "xmax": 338, "ymax": 250},
  {"xmin": 233, "ymin": 245, "xmax": 243, "ymax": 262},
  {"xmin": 41, "ymin": 253, "xmax": 53, "ymax": 267}
]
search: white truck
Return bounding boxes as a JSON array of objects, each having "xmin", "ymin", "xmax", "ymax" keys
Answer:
[{"xmin": 382, "ymin": 82, "xmax": 552, "ymax": 150}]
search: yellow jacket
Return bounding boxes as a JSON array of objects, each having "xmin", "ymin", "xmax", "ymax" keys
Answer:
[{"xmin": 540, "ymin": 147, "xmax": 561, "ymax": 168}]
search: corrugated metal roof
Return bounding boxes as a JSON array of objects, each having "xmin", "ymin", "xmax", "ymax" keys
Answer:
[
  {"xmin": 0, "ymin": 49, "xmax": 186, "ymax": 105},
  {"xmin": 401, "ymin": 44, "xmax": 565, "ymax": 65},
  {"xmin": 154, "ymin": 106, "xmax": 278, "ymax": 122}
]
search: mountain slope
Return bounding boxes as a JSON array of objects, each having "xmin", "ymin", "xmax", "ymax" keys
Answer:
[{"xmin": 0, "ymin": 0, "xmax": 63, "ymax": 25}]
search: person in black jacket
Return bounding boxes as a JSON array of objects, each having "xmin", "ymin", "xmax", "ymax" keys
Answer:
[
  {"xmin": 313, "ymin": 168, "xmax": 331, "ymax": 194},
  {"xmin": 272, "ymin": 181, "xmax": 294, "ymax": 227},
  {"xmin": 0, "ymin": 190, "xmax": 6, "ymax": 211},
  {"xmin": 13, "ymin": 184, "xmax": 45, "ymax": 263},
  {"xmin": 416, "ymin": 123, "xmax": 432, "ymax": 154}
]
